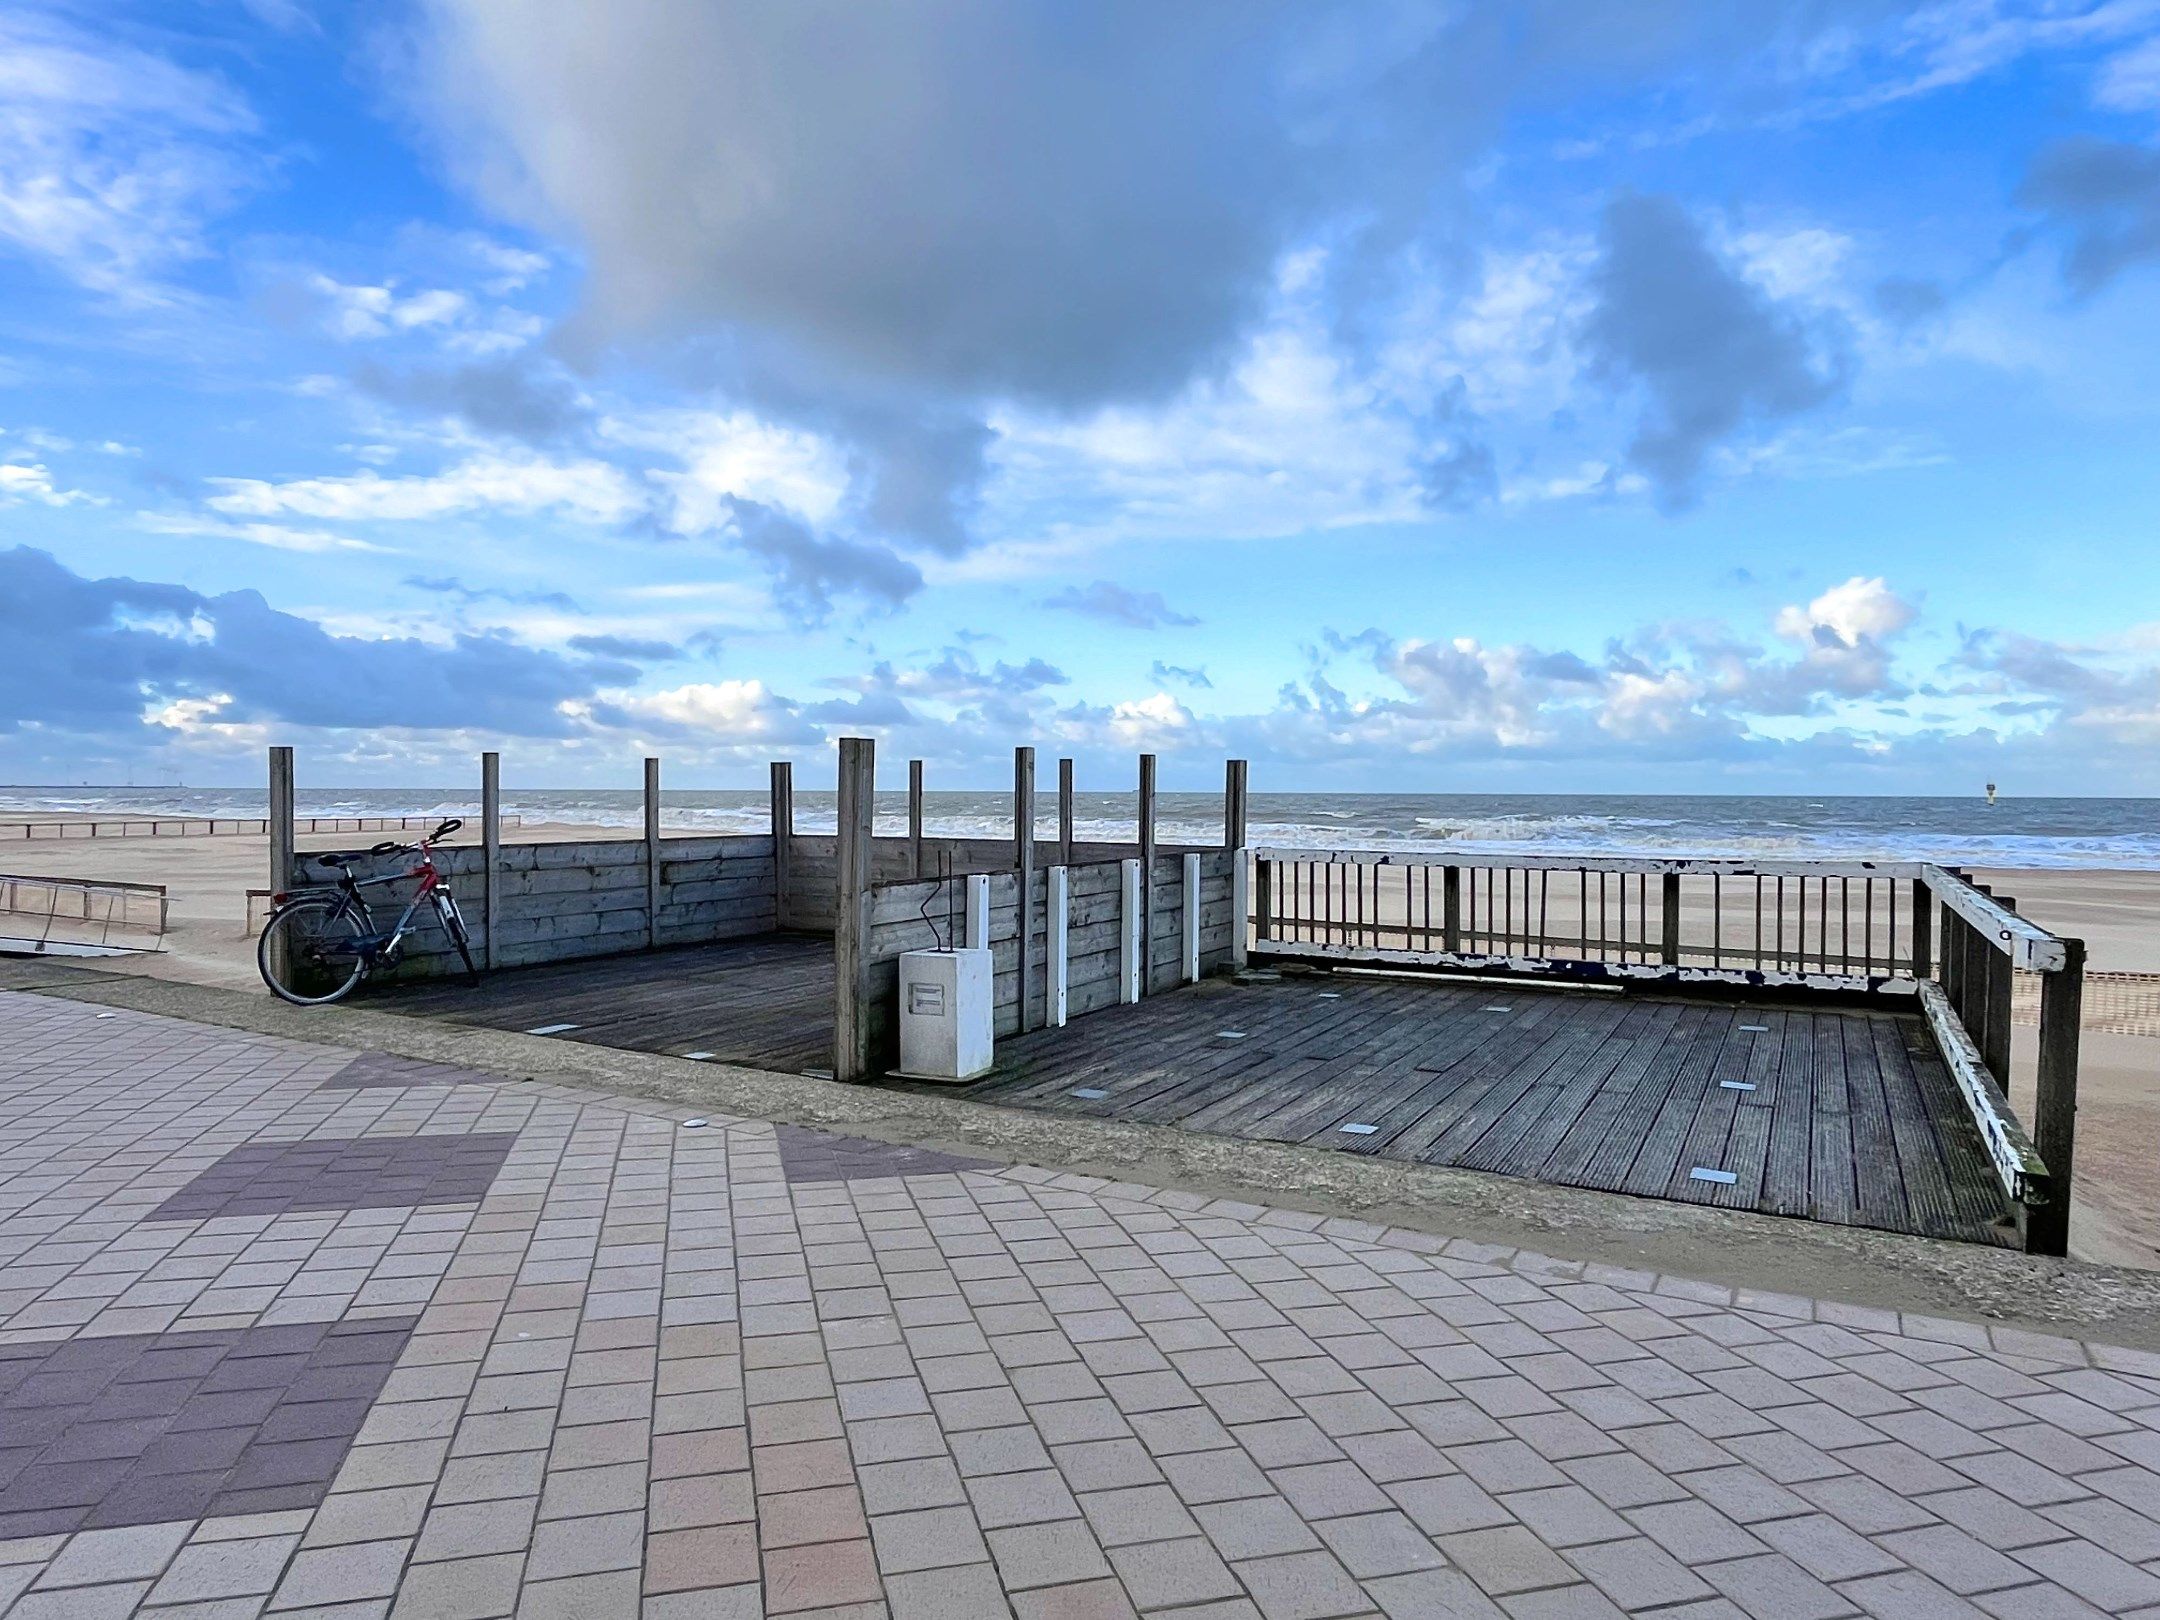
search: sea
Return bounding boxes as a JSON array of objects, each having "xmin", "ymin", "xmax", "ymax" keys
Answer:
[{"xmin": 4, "ymin": 787, "xmax": 2157, "ymax": 870}]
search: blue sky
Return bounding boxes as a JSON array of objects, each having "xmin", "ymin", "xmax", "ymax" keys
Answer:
[{"xmin": 4, "ymin": 0, "xmax": 2160, "ymax": 795}]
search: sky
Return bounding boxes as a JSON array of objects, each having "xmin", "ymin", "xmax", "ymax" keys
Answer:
[{"xmin": 3, "ymin": 0, "xmax": 2160, "ymax": 796}]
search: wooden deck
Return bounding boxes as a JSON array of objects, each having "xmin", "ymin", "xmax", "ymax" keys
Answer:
[
  {"xmin": 926, "ymin": 970, "xmax": 2017, "ymax": 1247},
  {"xmin": 377, "ymin": 932, "xmax": 835, "ymax": 1075}
]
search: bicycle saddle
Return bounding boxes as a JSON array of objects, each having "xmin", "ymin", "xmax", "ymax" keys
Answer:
[{"xmin": 314, "ymin": 853, "xmax": 350, "ymax": 868}]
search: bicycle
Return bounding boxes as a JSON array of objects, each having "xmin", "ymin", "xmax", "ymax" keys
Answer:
[{"xmin": 256, "ymin": 818, "xmax": 478, "ymax": 1005}]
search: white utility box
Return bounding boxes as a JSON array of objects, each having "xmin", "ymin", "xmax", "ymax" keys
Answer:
[{"xmin": 897, "ymin": 948, "xmax": 994, "ymax": 1082}]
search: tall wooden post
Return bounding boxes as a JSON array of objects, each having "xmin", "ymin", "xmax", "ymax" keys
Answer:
[
  {"xmin": 833, "ymin": 739, "xmax": 874, "ymax": 1082},
  {"xmin": 644, "ymin": 757, "xmax": 662, "ymax": 950},
  {"xmin": 265, "ymin": 745, "xmax": 296, "ymax": 983},
  {"xmin": 481, "ymin": 752, "xmax": 501, "ymax": 970},
  {"xmin": 1137, "ymin": 754, "xmax": 1157, "ymax": 997},
  {"xmin": 1983, "ymin": 891, "xmax": 2016, "ymax": 1085},
  {"xmin": 1911, "ymin": 880, "xmax": 1931, "ymax": 979},
  {"xmin": 770, "ymin": 761, "xmax": 794, "ymax": 930},
  {"xmin": 908, "ymin": 759, "xmax": 926, "ymax": 878},
  {"xmin": 1014, "ymin": 747, "xmax": 1037, "ymax": 1033},
  {"xmin": 2030, "ymin": 937, "xmax": 2085, "ymax": 1258},
  {"xmin": 1224, "ymin": 759, "xmax": 1248, "ymax": 851},
  {"xmin": 267, "ymin": 746, "xmax": 295, "ymax": 895},
  {"xmin": 1057, "ymin": 758, "xmax": 1075, "ymax": 867}
]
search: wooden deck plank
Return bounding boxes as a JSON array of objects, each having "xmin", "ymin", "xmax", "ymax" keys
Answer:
[{"xmin": 367, "ymin": 939, "xmax": 2017, "ymax": 1248}]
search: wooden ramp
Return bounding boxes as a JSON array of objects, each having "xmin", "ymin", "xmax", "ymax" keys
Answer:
[
  {"xmin": 376, "ymin": 932, "xmax": 835, "ymax": 1075},
  {"xmin": 927, "ymin": 971, "xmax": 2018, "ymax": 1247}
]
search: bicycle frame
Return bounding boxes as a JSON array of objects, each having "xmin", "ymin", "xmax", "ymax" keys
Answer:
[{"xmin": 299, "ymin": 848, "xmax": 460, "ymax": 966}]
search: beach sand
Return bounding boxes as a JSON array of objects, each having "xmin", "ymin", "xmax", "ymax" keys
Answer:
[{"xmin": 6, "ymin": 819, "xmax": 2157, "ymax": 1264}]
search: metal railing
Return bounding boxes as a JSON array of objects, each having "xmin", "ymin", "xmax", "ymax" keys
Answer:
[
  {"xmin": 1249, "ymin": 849, "xmax": 2084, "ymax": 1256},
  {"xmin": 0, "ymin": 872, "xmax": 169, "ymax": 953},
  {"xmin": 2, "ymin": 814, "xmax": 517, "ymax": 841}
]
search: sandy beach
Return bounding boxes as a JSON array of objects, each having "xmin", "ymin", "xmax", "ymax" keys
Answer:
[{"xmin": 5, "ymin": 815, "xmax": 2157, "ymax": 1264}]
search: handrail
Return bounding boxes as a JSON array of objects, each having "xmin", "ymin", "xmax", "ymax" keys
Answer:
[
  {"xmin": 1919, "ymin": 864, "xmax": 2067, "ymax": 972},
  {"xmin": 1252, "ymin": 846, "xmax": 1918, "ymax": 880},
  {"xmin": 1244, "ymin": 844, "xmax": 2087, "ymax": 1255}
]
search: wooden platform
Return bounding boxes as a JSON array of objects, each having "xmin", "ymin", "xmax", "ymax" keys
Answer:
[
  {"xmin": 926, "ymin": 970, "xmax": 2017, "ymax": 1247},
  {"xmin": 377, "ymin": 932, "xmax": 835, "ymax": 1075}
]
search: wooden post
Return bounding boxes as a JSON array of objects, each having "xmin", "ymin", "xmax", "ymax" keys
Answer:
[
  {"xmin": 265, "ymin": 746, "xmax": 295, "ymax": 982},
  {"xmin": 965, "ymin": 874, "xmax": 990, "ymax": 948},
  {"xmin": 1047, "ymin": 864, "xmax": 1069, "ymax": 1027},
  {"xmin": 833, "ymin": 739, "xmax": 874, "ymax": 1082},
  {"xmin": 267, "ymin": 746, "xmax": 295, "ymax": 895},
  {"xmin": 1230, "ymin": 854, "xmax": 1249, "ymax": 970},
  {"xmin": 1254, "ymin": 857, "xmax": 1274, "ymax": 946},
  {"xmin": 1443, "ymin": 865, "xmax": 1462, "ymax": 953},
  {"xmin": 2029, "ymin": 936, "xmax": 2085, "ymax": 1258},
  {"xmin": 1660, "ymin": 872, "xmax": 1681, "ymax": 967},
  {"xmin": 1983, "ymin": 892, "xmax": 2016, "ymax": 1085},
  {"xmin": 1014, "ymin": 747, "xmax": 1037, "ymax": 1034},
  {"xmin": 770, "ymin": 761, "xmax": 794, "ymax": 929},
  {"xmin": 481, "ymin": 752, "xmax": 501, "ymax": 970},
  {"xmin": 908, "ymin": 759, "xmax": 926, "ymax": 878},
  {"xmin": 1057, "ymin": 757, "xmax": 1075, "ymax": 867},
  {"xmin": 644, "ymin": 756, "xmax": 662, "ymax": 951},
  {"xmin": 1911, "ymin": 879, "xmax": 1931, "ymax": 979},
  {"xmin": 1137, "ymin": 753, "xmax": 1157, "ymax": 997},
  {"xmin": 1224, "ymin": 759, "xmax": 1248, "ymax": 851}
]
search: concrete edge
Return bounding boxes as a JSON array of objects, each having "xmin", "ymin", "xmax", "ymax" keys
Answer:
[{"xmin": 12, "ymin": 957, "xmax": 2160, "ymax": 1354}]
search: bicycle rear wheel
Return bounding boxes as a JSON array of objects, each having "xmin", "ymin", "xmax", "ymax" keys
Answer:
[{"xmin": 258, "ymin": 896, "xmax": 370, "ymax": 1005}]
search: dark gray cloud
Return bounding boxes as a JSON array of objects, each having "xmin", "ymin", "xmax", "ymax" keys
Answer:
[
  {"xmin": 414, "ymin": 2, "xmax": 1857, "ymax": 546},
  {"xmin": 1580, "ymin": 193, "xmax": 1850, "ymax": 507},
  {"xmin": 1870, "ymin": 275, "xmax": 1946, "ymax": 326},
  {"xmin": 353, "ymin": 354, "xmax": 588, "ymax": 442},
  {"xmin": 1042, "ymin": 582, "xmax": 1199, "ymax": 630},
  {"xmin": 0, "ymin": 546, "xmax": 632, "ymax": 739},
  {"xmin": 726, "ymin": 497, "xmax": 922, "ymax": 624},
  {"xmin": 2018, "ymin": 138, "xmax": 2160, "ymax": 295},
  {"xmin": 404, "ymin": 574, "xmax": 579, "ymax": 611},
  {"xmin": 1415, "ymin": 377, "xmax": 1497, "ymax": 511},
  {"xmin": 568, "ymin": 632, "xmax": 679, "ymax": 660},
  {"xmin": 1151, "ymin": 661, "xmax": 1213, "ymax": 689}
]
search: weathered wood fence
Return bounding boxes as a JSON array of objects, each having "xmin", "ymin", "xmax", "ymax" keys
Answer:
[
  {"xmin": 1250, "ymin": 847, "xmax": 2085, "ymax": 1256},
  {"xmin": 267, "ymin": 740, "xmax": 1252, "ymax": 1084}
]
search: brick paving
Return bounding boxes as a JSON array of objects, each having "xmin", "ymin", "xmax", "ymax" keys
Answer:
[{"xmin": 4, "ymin": 992, "xmax": 2160, "ymax": 1617}]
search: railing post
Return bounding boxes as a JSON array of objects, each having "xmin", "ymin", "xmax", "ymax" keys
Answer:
[
  {"xmin": 2030, "ymin": 936, "xmax": 2085, "ymax": 1258},
  {"xmin": 1137, "ymin": 753, "xmax": 1157, "ymax": 996},
  {"xmin": 1911, "ymin": 879, "xmax": 1931, "ymax": 979},
  {"xmin": 481, "ymin": 752, "xmax": 500, "ymax": 971},
  {"xmin": 770, "ymin": 761, "xmax": 794, "ymax": 930},
  {"xmin": 1442, "ymin": 865, "xmax": 1461, "ymax": 953},
  {"xmin": 1660, "ymin": 872, "xmax": 1681, "ymax": 967},
  {"xmin": 1014, "ymin": 746, "xmax": 1037, "ymax": 1034},
  {"xmin": 1223, "ymin": 759, "xmax": 1248, "ymax": 852},
  {"xmin": 1254, "ymin": 856, "xmax": 1274, "ymax": 945},
  {"xmin": 833, "ymin": 738, "xmax": 874, "ymax": 1083},
  {"xmin": 643, "ymin": 756, "xmax": 662, "ymax": 951},
  {"xmin": 1983, "ymin": 890, "xmax": 2016, "ymax": 1085},
  {"xmin": 908, "ymin": 759, "xmax": 925, "ymax": 879},
  {"xmin": 1058, "ymin": 757, "xmax": 1075, "ymax": 868}
]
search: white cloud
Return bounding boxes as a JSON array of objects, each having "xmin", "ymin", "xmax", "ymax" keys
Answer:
[
  {"xmin": 603, "ymin": 410, "xmax": 849, "ymax": 532},
  {"xmin": 2095, "ymin": 31, "xmax": 2160, "ymax": 105},
  {"xmin": 1776, "ymin": 576, "xmax": 1917, "ymax": 647},
  {"xmin": 308, "ymin": 274, "xmax": 472, "ymax": 340},
  {"xmin": 205, "ymin": 452, "xmax": 647, "ymax": 526},
  {"xmin": 0, "ymin": 9, "xmax": 260, "ymax": 302},
  {"xmin": 0, "ymin": 459, "xmax": 98, "ymax": 506}
]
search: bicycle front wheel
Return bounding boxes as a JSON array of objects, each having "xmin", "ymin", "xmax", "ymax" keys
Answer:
[{"xmin": 258, "ymin": 897, "xmax": 370, "ymax": 1005}]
